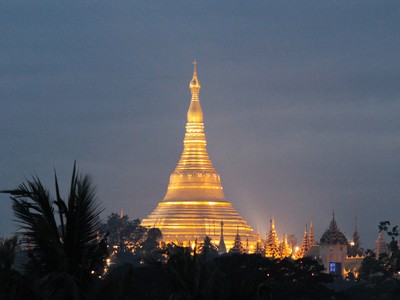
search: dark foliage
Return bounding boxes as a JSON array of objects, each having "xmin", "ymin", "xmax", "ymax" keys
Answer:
[
  {"xmin": 88, "ymin": 250, "xmax": 334, "ymax": 300},
  {"xmin": 360, "ymin": 221, "xmax": 400, "ymax": 284},
  {"xmin": 0, "ymin": 269, "xmax": 34, "ymax": 300},
  {"xmin": 100, "ymin": 213, "xmax": 147, "ymax": 252},
  {"xmin": 0, "ymin": 236, "xmax": 34, "ymax": 300},
  {"xmin": 214, "ymin": 255, "xmax": 333, "ymax": 300},
  {"xmin": 198, "ymin": 236, "xmax": 218, "ymax": 261},
  {"xmin": 1, "ymin": 163, "xmax": 108, "ymax": 298},
  {"xmin": 137, "ymin": 228, "xmax": 164, "ymax": 262},
  {"xmin": 89, "ymin": 263, "xmax": 173, "ymax": 300},
  {"xmin": 0, "ymin": 235, "xmax": 18, "ymax": 271},
  {"xmin": 337, "ymin": 278, "xmax": 400, "ymax": 300}
]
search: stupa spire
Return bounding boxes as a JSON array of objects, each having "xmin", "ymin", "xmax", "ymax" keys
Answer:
[
  {"xmin": 279, "ymin": 233, "xmax": 292, "ymax": 258},
  {"xmin": 163, "ymin": 61, "xmax": 224, "ymax": 201},
  {"xmin": 189, "ymin": 60, "xmax": 201, "ymax": 92},
  {"xmin": 300, "ymin": 224, "xmax": 310, "ymax": 257},
  {"xmin": 349, "ymin": 215, "xmax": 362, "ymax": 256},
  {"xmin": 309, "ymin": 220, "xmax": 315, "ymax": 247},
  {"xmin": 187, "ymin": 60, "xmax": 203, "ymax": 123},
  {"xmin": 265, "ymin": 218, "xmax": 279, "ymax": 258},
  {"xmin": 354, "ymin": 215, "xmax": 358, "ymax": 233},
  {"xmin": 218, "ymin": 220, "xmax": 227, "ymax": 254},
  {"xmin": 141, "ymin": 62, "xmax": 256, "ymax": 249}
]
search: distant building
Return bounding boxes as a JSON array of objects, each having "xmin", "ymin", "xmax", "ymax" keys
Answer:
[
  {"xmin": 348, "ymin": 216, "xmax": 363, "ymax": 257},
  {"xmin": 254, "ymin": 229, "xmax": 265, "ymax": 256},
  {"xmin": 309, "ymin": 221, "xmax": 316, "ymax": 248},
  {"xmin": 229, "ymin": 227, "xmax": 244, "ymax": 254},
  {"xmin": 218, "ymin": 221, "xmax": 227, "ymax": 255},
  {"xmin": 265, "ymin": 218, "xmax": 280, "ymax": 258},
  {"xmin": 300, "ymin": 224, "xmax": 310, "ymax": 257},
  {"xmin": 319, "ymin": 213, "xmax": 349, "ymax": 276},
  {"xmin": 373, "ymin": 231, "xmax": 388, "ymax": 258},
  {"xmin": 303, "ymin": 213, "xmax": 364, "ymax": 278},
  {"xmin": 279, "ymin": 233, "xmax": 292, "ymax": 258}
]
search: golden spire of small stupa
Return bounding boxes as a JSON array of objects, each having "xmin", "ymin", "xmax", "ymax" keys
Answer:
[{"xmin": 218, "ymin": 220, "xmax": 227, "ymax": 254}]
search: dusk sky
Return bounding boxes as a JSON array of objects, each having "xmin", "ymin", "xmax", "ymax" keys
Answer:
[{"xmin": 1, "ymin": 1, "xmax": 399, "ymax": 248}]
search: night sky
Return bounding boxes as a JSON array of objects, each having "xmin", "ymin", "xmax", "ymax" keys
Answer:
[{"xmin": 1, "ymin": 1, "xmax": 399, "ymax": 248}]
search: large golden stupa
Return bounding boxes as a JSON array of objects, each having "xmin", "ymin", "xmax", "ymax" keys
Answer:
[{"xmin": 141, "ymin": 62, "xmax": 256, "ymax": 250}]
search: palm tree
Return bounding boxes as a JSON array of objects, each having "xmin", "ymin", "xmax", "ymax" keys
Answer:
[{"xmin": 1, "ymin": 162, "xmax": 108, "ymax": 298}]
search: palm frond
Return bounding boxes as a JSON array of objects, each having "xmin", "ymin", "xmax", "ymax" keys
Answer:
[
  {"xmin": 54, "ymin": 170, "xmax": 67, "ymax": 242},
  {"xmin": 2, "ymin": 163, "xmax": 108, "ymax": 286},
  {"xmin": 4, "ymin": 177, "xmax": 65, "ymax": 273},
  {"xmin": 64, "ymin": 171, "xmax": 106, "ymax": 278}
]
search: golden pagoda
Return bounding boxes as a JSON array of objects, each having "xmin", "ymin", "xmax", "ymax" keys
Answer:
[{"xmin": 141, "ymin": 62, "xmax": 256, "ymax": 250}]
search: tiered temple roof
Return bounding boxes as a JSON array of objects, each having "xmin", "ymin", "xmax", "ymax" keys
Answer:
[
  {"xmin": 320, "ymin": 213, "xmax": 348, "ymax": 245},
  {"xmin": 265, "ymin": 218, "xmax": 280, "ymax": 258}
]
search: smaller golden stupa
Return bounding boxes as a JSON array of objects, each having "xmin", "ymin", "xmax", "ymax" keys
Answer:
[{"xmin": 141, "ymin": 62, "xmax": 256, "ymax": 250}]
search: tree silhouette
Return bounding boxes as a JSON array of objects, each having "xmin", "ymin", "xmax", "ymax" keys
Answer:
[
  {"xmin": 198, "ymin": 236, "xmax": 218, "ymax": 261},
  {"xmin": 1, "ymin": 162, "xmax": 108, "ymax": 298},
  {"xmin": 0, "ymin": 236, "xmax": 34, "ymax": 300},
  {"xmin": 0, "ymin": 236, "xmax": 18, "ymax": 272},
  {"xmin": 138, "ymin": 227, "xmax": 163, "ymax": 263},
  {"xmin": 375, "ymin": 221, "xmax": 400, "ymax": 280},
  {"xmin": 100, "ymin": 213, "xmax": 148, "ymax": 265}
]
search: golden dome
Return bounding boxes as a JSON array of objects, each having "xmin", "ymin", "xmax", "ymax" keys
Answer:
[{"xmin": 141, "ymin": 62, "xmax": 255, "ymax": 250}]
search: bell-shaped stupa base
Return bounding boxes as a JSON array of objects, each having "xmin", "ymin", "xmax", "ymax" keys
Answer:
[{"xmin": 141, "ymin": 200, "xmax": 256, "ymax": 250}]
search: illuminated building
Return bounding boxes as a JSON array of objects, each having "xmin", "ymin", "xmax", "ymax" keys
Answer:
[
  {"xmin": 229, "ymin": 227, "xmax": 244, "ymax": 254},
  {"xmin": 319, "ymin": 213, "xmax": 348, "ymax": 275},
  {"xmin": 294, "ymin": 221, "xmax": 315, "ymax": 259},
  {"xmin": 304, "ymin": 214, "xmax": 364, "ymax": 278},
  {"xmin": 308, "ymin": 221, "xmax": 315, "ymax": 248},
  {"xmin": 279, "ymin": 234, "xmax": 292, "ymax": 258},
  {"xmin": 141, "ymin": 62, "xmax": 256, "ymax": 250},
  {"xmin": 254, "ymin": 228, "xmax": 264, "ymax": 256},
  {"xmin": 300, "ymin": 224, "xmax": 310, "ymax": 257},
  {"xmin": 265, "ymin": 218, "xmax": 279, "ymax": 258}
]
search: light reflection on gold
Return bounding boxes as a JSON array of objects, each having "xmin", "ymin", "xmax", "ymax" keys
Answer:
[
  {"xmin": 164, "ymin": 201, "xmax": 218, "ymax": 205},
  {"xmin": 141, "ymin": 62, "xmax": 256, "ymax": 250}
]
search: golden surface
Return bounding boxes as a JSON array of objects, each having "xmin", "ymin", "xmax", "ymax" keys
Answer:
[
  {"xmin": 142, "ymin": 62, "xmax": 256, "ymax": 250},
  {"xmin": 142, "ymin": 201, "xmax": 255, "ymax": 249}
]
